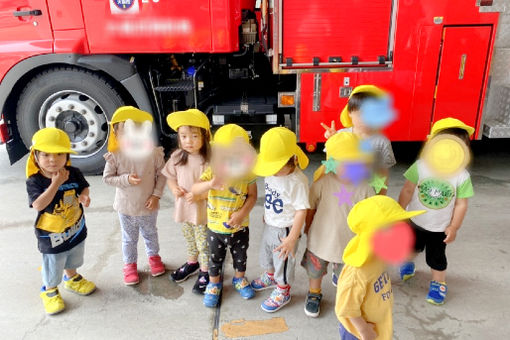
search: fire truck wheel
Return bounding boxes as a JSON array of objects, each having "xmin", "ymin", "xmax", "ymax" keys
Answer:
[{"xmin": 16, "ymin": 67, "xmax": 125, "ymax": 174}]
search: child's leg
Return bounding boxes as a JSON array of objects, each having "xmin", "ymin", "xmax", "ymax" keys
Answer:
[
  {"xmin": 182, "ymin": 222, "xmax": 199, "ymax": 263},
  {"xmin": 138, "ymin": 212, "xmax": 160, "ymax": 257},
  {"xmin": 272, "ymin": 226, "xmax": 297, "ymax": 289},
  {"xmin": 229, "ymin": 227, "xmax": 250, "ymax": 278},
  {"xmin": 426, "ymin": 231, "xmax": 448, "ymax": 282},
  {"xmin": 119, "ymin": 213, "xmax": 140, "ymax": 264},
  {"xmin": 207, "ymin": 229, "xmax": 228, "ymax": 283},
  {"xmin": 42, "ymin": 252, "xmax": 67, "ymax": 290},
  {"xmin": 62, "ymin": 241, "xmax": 96, "ymax": 295},
  {"xmin": 193, "ymin": 224, "xmax": 209, "ymax": 272},
  {"xmin": 251, "ymin": 224, "xmax": 277, "ymax": 291},
  {"xmin": 300, "ymin": 249, "xmax": 328, "ymax": 293}
]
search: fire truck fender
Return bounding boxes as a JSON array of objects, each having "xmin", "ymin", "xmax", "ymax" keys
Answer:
[
  {"xmin": 0, "ymin": 53, "xmax": 154, "ymax": 164},
  {"xmin": 0, "ymin": 53, "xmax": 153, "ymax": 117}
]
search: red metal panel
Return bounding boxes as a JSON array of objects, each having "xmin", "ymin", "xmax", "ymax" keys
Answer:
[
  {"xmin": 282, "ymin": 0, "xmax": 392, "ymax": 64},
  {"xmin": 47, "ymin": 0, "xmax": 83, "ymax": 30},
  {"xmin": 81, "ymin": 0, "xmax": 239, "ymax": 54},
  {"xmin": 53, "ymin": 29, "xmax": 89, "ymax": 54},
  {"xmin": 432, "ymin": 26, "xmax": 492, "ymax": 132},
  {"xmin": 0, "ymin": 0, "xmax": 53, "ymax": 83}
]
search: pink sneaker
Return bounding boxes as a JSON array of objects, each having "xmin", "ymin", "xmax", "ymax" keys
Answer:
[
  {"xmin": 123, "ymin": 263, "xmax": 139, "ymax": 286},
  {"xmin": 149, "ymin": 255, "xmax": 165, "ymax": 277}
]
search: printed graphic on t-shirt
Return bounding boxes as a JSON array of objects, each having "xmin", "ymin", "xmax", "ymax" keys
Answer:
[
  {"xmin": 417, "ymin": 178, "xmax": 455, "ymax": 209},
  {"xmin": 373, "ymin": 271, "xmax": 393, "ymax": 301},
  {"xmin": 265, "ymin": 183, "xmax": 284, "ymax": 214}
]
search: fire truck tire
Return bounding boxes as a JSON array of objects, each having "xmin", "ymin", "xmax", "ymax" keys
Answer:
[{"xmin": 16, "ymin": 67, "xmax": 126, "ymax": 174}]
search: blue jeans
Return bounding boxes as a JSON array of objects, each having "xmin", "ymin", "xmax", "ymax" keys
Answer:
[
  {"xmin": 339, "ymin": 323, "xmax": 359, "ymax": 340},
  {"xmin": 42, "ymin": 240, "xmax": 85, "ymax": 288}
]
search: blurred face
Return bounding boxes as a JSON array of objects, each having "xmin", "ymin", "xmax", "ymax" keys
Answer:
[
  {"xmin": 178, "ymin": 126, "xmax": 203, "ymax": 154},
  {"xmin": 36, "ymin": 152, "xmax": 67, "ymax": 175},
  {"xmin": 349, "ymin": 110, "xmax": 369, "ymax": 134}
]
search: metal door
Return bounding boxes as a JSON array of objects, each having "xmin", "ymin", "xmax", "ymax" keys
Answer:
[{"xmin": 432, "ymin": 26, "xmax": 492, "ymax": 130}]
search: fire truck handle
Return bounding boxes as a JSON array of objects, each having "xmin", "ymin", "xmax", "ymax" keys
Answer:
[{"xmin": 13, "ymin": 10, "xmax": 42, "ymax": 17}]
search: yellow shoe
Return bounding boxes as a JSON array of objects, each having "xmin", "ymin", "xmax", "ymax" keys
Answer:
[
  {"xmin": 40, "ymin": 287, "xmax": 65, "ymax": 315},
  {"xmin": 63, "ymin": 274, "xmax": 96, "ymax": 296}
]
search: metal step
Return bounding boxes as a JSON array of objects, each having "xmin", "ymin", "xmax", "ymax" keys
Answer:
[
  {"xmin": 483, "ymin": 85, "xmax": 510, "ymax": 138},
  {"xmin": 154, "ymin": 80, "xmax": 194, "ymax": 92}
]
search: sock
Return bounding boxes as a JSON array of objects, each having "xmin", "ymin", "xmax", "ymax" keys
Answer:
[
  {"xmin": 309, "ymin": 288, "xmax": 321, "ymax": 295},
  {"xmin": 187, "ymin": 261, "xmax": 198, "ymax": 265},
  {"xmin": 266, "ymin": 272, "xmax": 274, "ymax": 277}
]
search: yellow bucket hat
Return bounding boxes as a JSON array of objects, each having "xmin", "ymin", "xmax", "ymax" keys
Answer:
[
  {"xmin": 166, "ymin": 109, "xmax": 211, "ymax": 134},
  {"xmin": 253, "ymin": 127, "xmax": 309, "ymax": 177},
  {"xmin": 212, "ymin": 124, "xmax": 250, "ymax": 146},
  {"xmin": 340, "ymin": 85, "xmax": 387, "ymax": 128},
  {"xmin": 313, "ymin": 132, "xmax": 372, "ymax": 181},
  {"xmin": 429, "ymin": 117, "xmax": 475, "ymax": 138},
  {"xmin": 26, "ymin": 127, "xmax": 76, "ymax": 178},
  {"xmin": 107, "ymin": 106, "xmax": 153, "ymax": 152},
  {"xmin": 343, "ymin": 196, "xmax": 426, "ymax": 267},
  {"xmin": 422, "ymin": 134, "xmax": 471, "ymax": 176}
]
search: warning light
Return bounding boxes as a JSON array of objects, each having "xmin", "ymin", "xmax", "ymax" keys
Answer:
[{"xmin": 278, "ymin": 93, "xmax": 296, "ymax": 107}]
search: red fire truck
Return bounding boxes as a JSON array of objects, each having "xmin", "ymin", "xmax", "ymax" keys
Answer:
[{"xmin": 0, "ymin": 0, "xmax": 505, "ymax": 173}]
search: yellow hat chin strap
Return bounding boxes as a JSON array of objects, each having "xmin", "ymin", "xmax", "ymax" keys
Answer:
[
  {"xmin": 26, "ymin": 149, "xmax": 72, "ymax": 178},
  {"xmin": 107, "ymin": 129, "xmax": 119, "ymax": 153}
]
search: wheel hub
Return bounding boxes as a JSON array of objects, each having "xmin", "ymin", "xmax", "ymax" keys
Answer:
[{"xmin": 39, "ymin": 91, "xmax": 108, "ymax": 157}]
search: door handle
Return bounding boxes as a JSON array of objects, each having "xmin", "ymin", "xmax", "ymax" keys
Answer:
[
  {"xmin": 458, "ymin": 54, "xmax": 467, "ymax": 80},
  {"xmin": 13, "ymin": 9, "xmax": 42, "ymax": 17}
]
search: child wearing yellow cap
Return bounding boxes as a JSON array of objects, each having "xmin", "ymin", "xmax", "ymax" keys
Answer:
[
  {"xmin": 336, "ymin": 196, "xmax": 425, "ymax": 340},
  {"xmin": 162, "ymin": 109, "xmax": 211, "ymax": 294},
  {"xmin": 302, "ymin": 132, "xmax": 375, "ymax": 318},
  {"xmin": 103, "ymin": 106, "xmax": 166, "ymax": 285},
  {"xmin": 398, "ymin": 118, "xmax": 474, "ymax": 305},
  {"xmin": 192, "ymin": 124, "xmax": 258, "ymax": 308},
  {"xmin": 250, "ymin": 127, "xmax": 310, "ymax": 312},
  {"xmin": 26, "ymin": 127, "xmax": 96, "ymax": 315},
  {"xmin": 322, "ymin": 85, "xmax": 396, "ymax": 195}
]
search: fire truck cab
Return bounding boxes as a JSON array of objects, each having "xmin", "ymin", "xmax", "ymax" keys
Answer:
[{"xmin": 0, "ymin": 0, "xmax": 507, "ymax": 173}]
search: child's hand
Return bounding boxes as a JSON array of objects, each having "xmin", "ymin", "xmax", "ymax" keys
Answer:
[
  {"xmin": 145, "ymin": 195, "xmax": 160, "ymax": 211},
  {"xmin": 227, "ymin": 211, "xmax": 244, "ymax": 229},
  {"xmin": 172, "ymin": 186, "xmax": 186, "ymax": 198},
  {"xmin": 128, "ymin": 174, "xmax": 142, "ymax": 185},
  {"xmin": 79, "ymin": 194, "xmax": 91, "ymax": 207},
  {"xmin": 52, "ymin": 168, "xmax": 69, "ymax": 186},
  {"xmin": 320, "ymin": 120, "xmax": 336, "ymax": 139},
  {"xmin": 444, "ymin": 226, "xmax": 458, "ymax": 244},
  {"xmin": 210, "ymin": 176, "xmax": 224, "ymax": 190},
  {"xmin": 274, "ymin": 235, "xmax": 299, "ymax": 260},
  {"xmin": 360, "ymin": 323, "xmax": 377, "ymax": 340},
  {"xmin": 184, "ymin": 192, "xmax": 196, "ymax": 204}
]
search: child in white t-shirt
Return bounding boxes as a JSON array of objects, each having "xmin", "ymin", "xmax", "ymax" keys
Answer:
[
  {"xmin": 251, "ymin": 127, "xmax": 310, "ymax": 312},
  {"xmin": 399, "ymin": 118, "xmax": 474, "ymax": 305}
]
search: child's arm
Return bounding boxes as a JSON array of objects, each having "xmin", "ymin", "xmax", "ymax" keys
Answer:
[
  {"xmin": 31, "ymin": 168, "xmax": 69, "ymax": 211},
  {"xmin": 103, "ymin": 154, "xmax": 140, "ymax": 188},
  {"xmin": 398, "ymin": 180, "xmax": 416, "ymax": 208},
  {"xmin": 348, "ymin": 317, "xmax": 377, "ymax": 340},
  {"xmin": 304, "ymin": 209, "xmax": 316, "ymax": 234},
  {"xmin": 275, "ymin": 209, "xmax": 306, "ymax": 259},
  {"xmin": 78, "ymin": 187, "xmax": 91, "ymax": 208},
  {"xmin": 227, "ymin": 182, "xmax": 257, "ymax": 227},
  {"xmin": 444, "ymin": 198, "xmax": 468, "ymax": 244},
  {"xmin": 192, "ymin": 176, "xmax": 224, "ymax": 195}
]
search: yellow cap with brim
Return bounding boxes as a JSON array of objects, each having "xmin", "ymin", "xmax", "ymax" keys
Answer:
[
  {"xmin": 26, "ymin": 127, "xmax": 76, "ymax": 178},
  {"xmin": 422, "ymin": 134, "xmax": 470, "ymax": 176},
  {"xmin": 107, "ymin": 106, "xmax": 154, "ymax": 152},
  {"xmin": 166, "ymin": 109, "xmax": 211, "ymax": 134},
  {"xmin": 253, "ymin": 127, "xmax": 309, "ymax": 177},
  {"xmin": 340, "ymin": 85, "xmax": 387, "ymax": 128},
  {"xmin": 429, "ymin": 117, "xmax": 475, "ymax": 138},
  {"xmin": 343, "ymin": 196, "xmax": 425, "ymax": 267},
  {"xmin": 212, "ymin": 124, "xmax": 250, "ymax": 146},
  {"xmin": 313, "ymin": 132, "xmax": 373, "ymax": 181}
]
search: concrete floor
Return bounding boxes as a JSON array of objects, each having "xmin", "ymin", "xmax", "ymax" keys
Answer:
[{"xmin": 0, "ymin": 141, "xmax": 509, "ymax": 340}]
